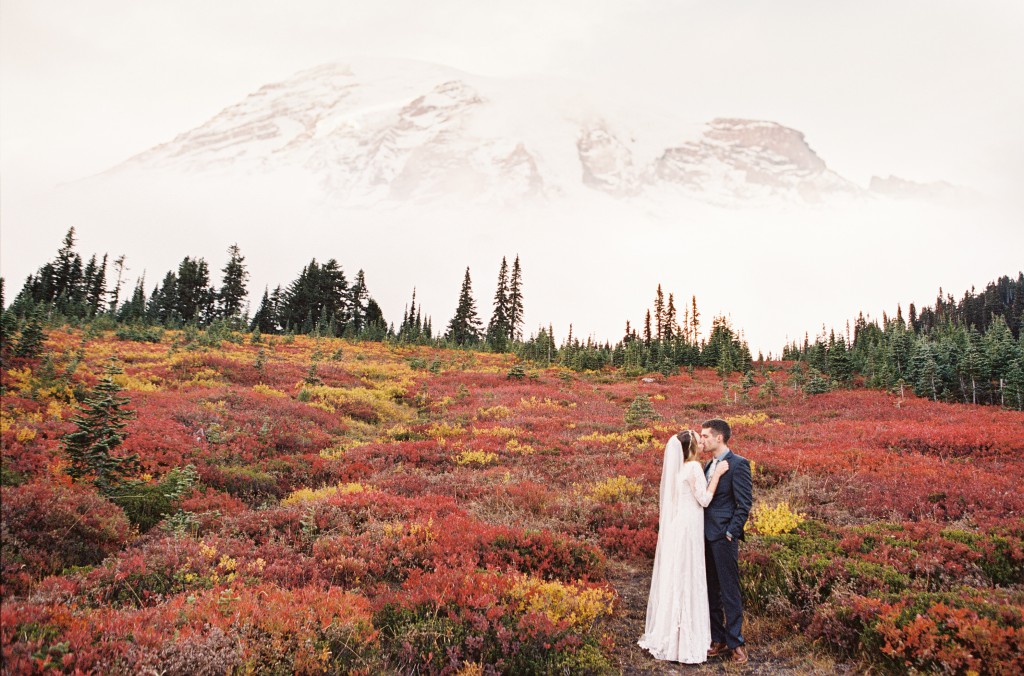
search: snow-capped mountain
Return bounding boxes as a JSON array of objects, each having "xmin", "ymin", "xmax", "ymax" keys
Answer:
[{"xmin": 109, "ymin": 58, "xmax": 953, "ymax": 208}]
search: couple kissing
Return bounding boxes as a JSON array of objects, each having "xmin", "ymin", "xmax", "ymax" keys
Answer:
[{"xmin": 638, "ymin": 418, "xmax": 753, "ymax": 665}]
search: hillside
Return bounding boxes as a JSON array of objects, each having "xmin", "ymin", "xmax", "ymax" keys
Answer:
[{"xmin": 2, "ymin": 328, "xmax": 1023, "ymax": 673}]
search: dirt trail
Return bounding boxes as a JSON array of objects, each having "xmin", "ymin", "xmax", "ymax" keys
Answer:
[{"xmin": 604, "ymin": 561, "xmax": 854, "ymax": 675}]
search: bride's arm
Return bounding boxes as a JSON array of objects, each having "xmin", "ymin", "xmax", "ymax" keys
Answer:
[{"xmin": 688, "ymin": 461, "xmax": 729, "ymax": 508}]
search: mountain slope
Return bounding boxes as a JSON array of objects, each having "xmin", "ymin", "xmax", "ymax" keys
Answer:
[{"xmin": 111, "ymin": 58, "xmax": 919, "ymax": 208}]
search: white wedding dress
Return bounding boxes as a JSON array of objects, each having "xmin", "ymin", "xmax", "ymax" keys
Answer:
[{"xmin": 638, "ymin": 436, "xmax": 713, "ymax": 663}]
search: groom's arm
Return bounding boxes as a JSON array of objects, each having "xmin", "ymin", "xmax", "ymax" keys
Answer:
[{"xmin": 727, "ymin": 457, "xmax": 753, "ymax": 539}]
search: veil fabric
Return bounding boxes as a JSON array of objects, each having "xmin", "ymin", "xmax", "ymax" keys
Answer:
[
  {"xmin": 638, "ymin": 434, "xmax": 713, "ymax": 663},
  {"xmin": 641, "ymin": 435, "xmax": 684, "ymax": 640}
]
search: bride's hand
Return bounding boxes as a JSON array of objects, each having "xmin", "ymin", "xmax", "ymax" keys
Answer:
[{"xmin": 714, "ymin": 460, "xmax": 730, "ymax": 477}]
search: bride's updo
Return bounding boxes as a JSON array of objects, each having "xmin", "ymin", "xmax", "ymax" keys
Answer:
[{"xmin": 676, "ymin": 430, "xmax": 699, "ymax": 463}]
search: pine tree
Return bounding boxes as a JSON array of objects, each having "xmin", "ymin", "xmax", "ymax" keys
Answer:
[
  {"xmin": 174, "ymin": 257, "xmax": 215, "ymax": 325},
  {"xmin": 654, "ymin": 285, "xmax": 665, "ymax": 342},
  {"xmin": 349, "ymin": 270, "xmax": 370, "ymax": 334},
  {"xmin": 665, "ymin": 293, "xmax": 677, "ymax": 342},
  {"xmin": 690, "ymin": 296, "xmax": 700, "ymax": 344},
  {"xmin": 14, "ymin": 308, "xmax": 46, "ymax": 358},
  {"xmin": 108, "ymin": 255, "xmax": 128, "ymax": 314},
  {"xmin": 446, "ymin": 267, "xmax": 483, "ymax": 346},
  {"xmin": 62, "ymin": 358, "xmax": 140, "ymax": 493},
  {"xmin": 117, "ymin": 276, "xmax": 148, "ymax": 323},
  {"xmin": 508, "ymin": 255, "xmax": 524, "ymax": 342},
  {"xmin": 625, "ymin": 395, "xmax": 661, "ymax": 428},
  {"xmin": 486, "ymin": 257, "xmax": 511, "ymax": 351},
  {"xmin": 218, "ymin": 244, "xmax": 249, "ymax": 320},
  {"xmin": 1006, "ymin": 358, "xmax": 1024, "ymax": 411},
  {"xmin": 643, "ymin": 310, "xmax": 652, "ymax": 346},
  {"xmin": 250, "ymin": 286, "xmax": 281, "ymax": 334}
]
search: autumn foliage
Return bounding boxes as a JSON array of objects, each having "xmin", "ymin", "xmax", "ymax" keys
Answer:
[{"xmin": 2, "ymin": 327, "xmax": 1022, "ymax": 673}]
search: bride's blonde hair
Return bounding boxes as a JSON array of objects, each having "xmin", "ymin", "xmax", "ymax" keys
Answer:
[{"xmin": 676, "ymin": 430, "xmax": 699, "ymax": 463}]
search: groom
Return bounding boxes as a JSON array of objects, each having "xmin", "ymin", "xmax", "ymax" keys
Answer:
[{"xmin": 701, "ymin": 418, "xmax": 753, "ymax": 664}]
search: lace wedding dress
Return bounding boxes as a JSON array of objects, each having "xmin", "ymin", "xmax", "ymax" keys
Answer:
[{"xmin": 638, "ymin": 436, "xmax": 713, "ymax": 663}]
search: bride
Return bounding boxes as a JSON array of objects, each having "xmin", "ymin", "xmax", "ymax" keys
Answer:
[{"xmin": 638, "ymin": 430, "xmax": 729, "ymax": 663}]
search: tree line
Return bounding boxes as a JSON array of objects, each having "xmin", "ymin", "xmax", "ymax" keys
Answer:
[
  {"xmin": 1, "ymin": 228, "xmax": 528, "ymax": 353},
  {"xmin": 782, "ymin": 273, "xmax": 1024, "ymax": 409}
]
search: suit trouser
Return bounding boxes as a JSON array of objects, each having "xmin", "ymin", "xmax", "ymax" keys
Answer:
[{"xmin": 706, "ymin": 536, "xmax": 744, "ymax": 649}]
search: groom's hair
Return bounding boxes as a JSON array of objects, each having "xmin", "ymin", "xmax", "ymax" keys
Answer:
[{"xmin": 701, "ymin": 418, "xmax": 731, "ymax": 443}]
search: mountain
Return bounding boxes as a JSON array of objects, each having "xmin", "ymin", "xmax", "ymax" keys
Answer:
[{"xmin": 109, "ymin": 58, "xmax": 948, "ymax": 209}]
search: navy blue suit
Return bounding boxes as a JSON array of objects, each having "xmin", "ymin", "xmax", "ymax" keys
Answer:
[{"xmin": 704, "ymin": 449, "xmax": 752, "ymax": 650}]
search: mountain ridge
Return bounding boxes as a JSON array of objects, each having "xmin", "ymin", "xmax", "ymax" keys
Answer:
[{"xmin": 108, "ymin": 58, "xmax": 968, "ymax": 209}]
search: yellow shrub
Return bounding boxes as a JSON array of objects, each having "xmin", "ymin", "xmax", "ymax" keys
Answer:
[
  {"xmin": 726, "ymin": 412, "xmax": 770, "ymax": 427},
  {"xmin": 428, "ymin": 422, "xmax": 465, "ymax": 440},
  {"xmin": 46, "ymin": 401, "xmax": 64, "ymax": 419},
  {"xmin": 751, "ymin": 501, "xmax": 806, "ymax": 536},
  {"xmin": 472, "ymin": 426, "xmax": 518, "ymax": 440},
  {"xmin": 454, "ymin": 450, "xmax": 498, "ymax": 466},
  {"xmin": 112, "ymin": 373, "xmax": 161, "ymax": 392},
  {"xmin": 16, "ymin": 427, "xmax": 37, "ymax": 443},
  {"xmin": 252, "ymin": 383, "xmax": 287, "ymax": 398},
  {"xmin": 589, "ymin": 476, "xmax": 643, "ymax": 503},
  {"xmin": 300, "ymin": 385, "xmax": 414, "ymax": 423},
  {"xmin": 476, "ymin": 405, "xmax": 511, "ymax": 420},
  {"xmin": 577, "ymin": 428, "xmax": 656, "ymax": 448},
  {"xmin": 518, "ymin": 396, "xmax": 576, "ymax": 410},
  {"xmin": 505, "ymin": 438, "xmax": 535, "ymax": 455},
  {"xmin": 281, "ymin": 482, "xmax": 369, "ymax": 505},
  {"xmin": 509, "ymin": 575, "xmax": 616, "ymax": 631}
]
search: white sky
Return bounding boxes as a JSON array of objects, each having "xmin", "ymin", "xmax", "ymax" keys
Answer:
[{"xmin": 2, "ymin": 1, "xmax": 1023, "ymax": 352}]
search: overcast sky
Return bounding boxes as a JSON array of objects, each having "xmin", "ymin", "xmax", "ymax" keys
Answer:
[{"xmin": 2, "ymin": 1, "xmax": 1022, "ymax": 350}]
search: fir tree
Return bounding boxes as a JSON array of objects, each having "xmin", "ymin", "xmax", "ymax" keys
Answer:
[
  {"xmin": 508, "ymin": 255, "xmax": 524, "ymax": 342},
  {"xmin": 665, "ymin": 293, "xmax": 677, "ymax": 342},
  {"xmin": 654, "ymin": 285, "xmax": 665, "ymax": 342},
  {"xmin": 446, "ymin": 267, "xmax": 483, "ymax": 346},
  {"xmin": 108, "ymin": 255, "xmax": 128, "ymax": 314},
  {"xmin": 349, "ymin": 270, "xmax": 370, "ymax": 333},
  {"xmin": 62, "ymin": 358, "xmax": 140, "ymax": 492},
  {"xmin": 690, "ymin": 296, "xmax": 700, "ymax": 343},
  {"xmin": 218, "ymin": 244, "xmax": 249, "ymax": 320},
  {"xmin": 486, "ymin": 257, "xmax": 511, "ymax": 351},
  {"xmin": 14, "ymin": 308, "xmax": 46, "ymax": 358},
  {"xmin": 250, "ymin": 286, "xmax": 280, "ymax": 334},
  {"xmin": 175, "ymin": 256, "xmax": 216, "ymax": 325},
  {"xmin": 117, "ymin": 276, "xmax": 148, "ymax": 323}
]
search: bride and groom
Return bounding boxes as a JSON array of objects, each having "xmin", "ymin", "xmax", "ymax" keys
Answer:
[{"xmin": 638, "ymin": 418, "xmax": 753, "ymax": 664}]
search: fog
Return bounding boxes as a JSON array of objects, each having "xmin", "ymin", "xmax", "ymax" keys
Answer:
[{"xmin": 3, "ymin": 167, "xmax": 1017, "ymax": 355}]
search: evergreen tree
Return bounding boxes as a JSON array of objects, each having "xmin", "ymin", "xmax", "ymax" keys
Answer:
[
  {"xmin": 911, "ymin": 342, "xmax": 940, "ymax": 401},
  {"xmin": 654, "ymin": 285, "xmax": 665, "ymax": 342},
  {"xmin": 250, "ymin": 286, "xmax": 281, "ymax": 334},
  {"xmin": 148, "ymin": 271, "xmax": 179, "ymax": 324},
  {"xmin": 486, "ymin": 257, "xmax": 511, "ymax": 351},
  {"xmin": 117, "ymin": 276, "xmax": 148, "ymax": 323},
  {"xmin": 62, "ymin": 358, "xmax": 140, "ymax": 493},
  {"xmin": 108, "ymin": 255, "xmax": 128, "ymax": 314},
  {"xmin": 446, "ymin": 267, "xmax": 483, "ymax": 346},
  {"xmin": 14, "ymin": 308, "xmax": 46, "ymax": 358},
  {"xmin": 218, "ymin": 244, "xmax": 249, "ymax": 320},
  {"xmin": 508, "ymin": 255, "xmax": 524, "ymax": 342},
  {"xmin": 690, "ymin": 296, "xmax": 700, "ymax": 343},
  {"xmin": 175, "ymin": 256, "xmax": 216, "ymax": 324},
  {"xmin": 665, "ymin": 293, "xmax": 677, "ymax": 342},
  {"xmin": 349, "ymin": 269, "xmax": 370, "ymax": 334}
]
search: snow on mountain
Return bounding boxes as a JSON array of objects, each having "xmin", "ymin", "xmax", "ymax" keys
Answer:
[{"xmin": 109, "ymin": 58, "xmax": 928, "ymax": 209}]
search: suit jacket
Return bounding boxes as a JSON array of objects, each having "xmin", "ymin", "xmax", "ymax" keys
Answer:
[{"xmin": 703, "ymin": 449, "xmax": 753, "ymax": 542}]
